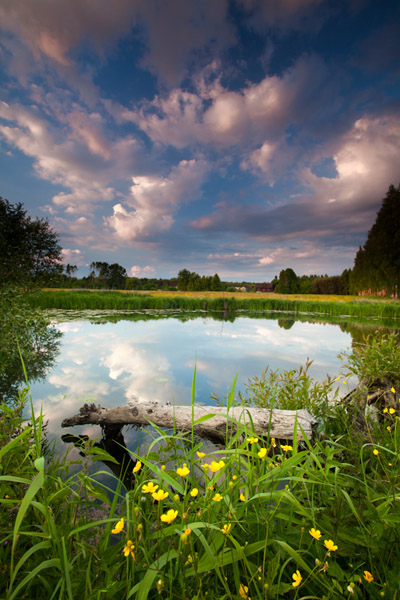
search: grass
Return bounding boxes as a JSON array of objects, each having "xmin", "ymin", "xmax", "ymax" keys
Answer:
[
  {"xmin": 26, "ymin": 289, "xmax": 400, "ymax": 320},
  {"xmin": 1, "ymin": 333, "xmax": 400, "ymax": 598}
]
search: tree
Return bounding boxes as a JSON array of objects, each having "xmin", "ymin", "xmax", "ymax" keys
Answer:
[
  {"xmin": 350, "ymin": 184, "xmax": 400, "ymax": 296},
  {"xmin": 275, "ymin": 268, "xmax": 299, "ymax": 294},
  {"xmin": 0, "ymin": 197, "xmax": 62, "ymax": 285}
]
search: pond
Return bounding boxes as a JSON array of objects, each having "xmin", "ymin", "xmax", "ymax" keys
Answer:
[{"xmin": 26, "ymin": 311, "xmax": 363, "ymax": 463}]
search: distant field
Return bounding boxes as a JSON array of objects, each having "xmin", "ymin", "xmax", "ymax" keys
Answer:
[{"xmin": 27, "ymin": 288, "xmax": 400, "ymax": 319}]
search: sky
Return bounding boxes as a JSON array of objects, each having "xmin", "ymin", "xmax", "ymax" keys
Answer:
[{"xmin": 1, "ymin": 0, "xmax": 399, "ymax": 282}]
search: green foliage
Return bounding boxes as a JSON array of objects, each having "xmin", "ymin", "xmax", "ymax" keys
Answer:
[
  {"xmin": 239, "ymin": 359, "xmax": 338, "ymax": 421},
  {"xmin": 274, "ymin": 268, "xmax": 299, "ymax": 294},
  {"xmin": 2, "ymin": 353, "xmax": 400, "ymax": 598},
  {"xmin": 350, "ymin": 183, "xmax": 400, "ymax": 296},
  {"xmin": 178, "ymin": 269, "xmax": 222, "ymax": 291},
  {"xmin": 340, "ymin": 331, "xmax": 400, "ymax": 387},
  {"xmin": 0, "ymin": 197, "xmax": 62, "ymax": 286}
]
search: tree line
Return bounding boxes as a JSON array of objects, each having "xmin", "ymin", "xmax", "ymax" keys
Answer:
[{"xmin": 1, "ymin": 183, "xmax": 399, "ymax": 296}]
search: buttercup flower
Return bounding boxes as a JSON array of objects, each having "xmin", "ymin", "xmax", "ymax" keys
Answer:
[
  {"xmin": 271, "ymin": 438, "xmax": 276, "ymax": 447},
  {"xmin": 389, "ymin": 408, "xmax": 396, "ymax": 414},
  {"xmin": 221, "ymin": 524, "xmax": 231, "ymax": 534},
  {"xmin": 239, "ymin": 493, "xmax": 246, "ymax": 502},
  {"xmin": 258, "ymin": 448, "xmax": 267, "ymax": 458},
  {"xmin": 208, "ymin": 460, "xmax": 225, "ymax": 473},
  {"xmin": 247, "ymin": 437, "xmax": 258, "ymax": 444},
  {"xmin": 132, "ymin": 460, "xmax": 142, "ymax": 473},
  {"xmin": 152, "ymin": 489, "xmax": 169, "ymax": 501},
  {"xmin": 111, "ymin": 517, "xmax": 124, "ymax": 534},
  {"xmin": 176, "ymin": 463, "xmax": 190, "ymax": 477},
  {"xmin": 391, "ymin": 387, "xmax": 396, "ymax": 393},
  {"xmin": 324, "ymin": 539, "xmax": 338, "ymax": 552},
  {"xmin": 185, "ymin": 528, "xmax": 192, "ymax": 536},
  {"xmin": 122, "ymin": 540, "xmax": 135, "ymax": 559},
  {"xmin": 383, "ymin": 407, "xmax": 388, "ymax": 413},
  {"xmin": 373, "ymin": 449, "xmax": 379, "ymax": 456},
  {"xmin": 363, "ymin": 571, "xmax": 373, "ymax": 583},
  {"xmin": 190, "ymin": 488, "xmax": 199, "ymax": 497},
  {"xmin": 161, "ymin": 464, "xmax": 166, "ymax": 471},
  {"xmin": 160, "ymin": 509, "xmax": 178, "ymax": 524},
  {"xmin": 239, "ymin": 584, "xmax": 249, "ymax": 599},
  {"xmin": 213, "ymin": 493, "xmax": 223, "ymax": 502},
  {"xmin": 309, "ymin": 527, "xmax": 322, "ymax": 540},
  {"xmin": 281, "ymin": 445, "xmax": 293, "ymax": 452},
  {"xmin": 232, "ymin": 475, "xmax": 238, "ymax": 480},
  {"xmin": 292, "ymin": 570, "xmax": 302, "ymax": 587},
  {"xmin": 142, "ymin": 482, "xmax": 158, "ymax": 494},
  {"xmin": 196, "ymin": 451, "xmax": 205, "ymax": 458}
]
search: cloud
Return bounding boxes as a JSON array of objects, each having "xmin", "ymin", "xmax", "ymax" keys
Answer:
[
  {"xmin": 61, "ymin": 248, "xmax": 85, "ymax": 266},
  {"xmin": 0, "ymin": 101, "xmax": 145, "ymax": 218},
  {"xmin": 133, "ymin": 53, "xmax": 336, "ymax": 159},
  {"xmin": 191, "ymin": 113, "xmax": 400, "ymax": 244},
  {"xmin": 129, "ymin": 265, "xmax": 155, "ymax": 277},
  {"xmin": 105, "ymin": 158, "xmax": 208, "ymax": 241}
]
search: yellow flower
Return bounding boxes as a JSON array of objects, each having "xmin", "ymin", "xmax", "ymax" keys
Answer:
[
  {"xmin": 213, "ymin": 493, "xmax": 223, "ymax": 502},
  {"xmin": 208, "ymin": 460, "xmax": 225, "ymax": 473},
  {"xmin": 258, "ymin": 448, "xmax": 267, "ymax": 458},
  {"xmin": 209, "ymin": 485, "xmax": 215, "ymax": 491},
  {"xmin": 185, "ymin": 528, "xmax": 192, "ymax": 536},
  {"xmin": 387, "ymin": 426, "xmax": 391, "ymax": 432},
  {"xmin": 343, "ymin": 380, "xmax": 347, "ymax": 385},
  {"xmin": 391, "ymin": 387, "xmax": 396, "ymax": 393},
  {"xmin": 383, "ymin": 407, "xmax": 389, "ymax": 413},
  {"xmin": 239, "ymin": 493, "xmax": 246, "ymax": 502},
  {"xmin": 271, "ymin": 438, "xmax": 276, "ymax": 447},
  {"xmin": 292, "ymin": 570, "xmax": 302, "ymax": 587},
  {"xmin": 196, "ymin": 451, "xmax": 205, "ymax": 458},
  {"xmin": 389, "ymin": 408, "xmax": 396, "ymax": 414},
  {"xmin": 142, "ymin": 482, "xmax": 158, "ymax": 494},
  {"xmin": 309, "ymin": 527, "xmax": 322, "ymax": 540},
  {"xmin": 247, "ymin": 437, "xmax": 258, "ymax": 444},
  {"xmin": 176, "ymin": 463, "xmax": 190, "ymax": 477},
  {"xmin": 239, "ymin": 584, "xmax": 249, "ymax": 599},
  {"xmin": 152, "ymin": 489, "xmax": 169, "ymax": 501},
  {"xmin": 122, "ymin": 540, "xmax": 135, "ymax": 559},
  {"xmin": 363, "ymin": 570, "xmax": 373, "ymax": 583},
  {"xmin": 190, "ymin": 488, "xmax": 199, "ymax": 497},
  {"xmin": 324, "ymin": 539, "xmax": 338, "ymax": 552},
  {"xmin": 111, "ymin": 517, "xmax": 124, "ymax": 534},
  {"xmin": 221, "ymin": 524, "xmax": 231, "ymax": 534},
  {"xmin": 160, "ymin": 509, "xmax": 178, "ymax": 524},
  {"xmin": 132, "ymin": 460, "xmax": 142, "ymax": 473},
  {"xmin": 161, "ymin": 464, "xmax": 166, "ymax": 471},
  {"xmin": 373, "ymin": 449, "xmax": 379, "ymax": 456},
  {"xmin": 281, "ymin": 445, "xmax": 293, "ymax": 452},
  {"xmin": 232, "ymin": 475, "xmax": 238, "ymax": 480},
  {"xmin": 334, "ymin": 376, "xmax": 341, "ymax": 381}
]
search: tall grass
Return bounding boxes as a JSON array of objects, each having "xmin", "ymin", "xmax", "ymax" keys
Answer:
[
  {"xmin": 27, "ymin": 289, "xmax": 400, "ymax": 319},
  {"xmin": 1, "ymin": 334, "xmax": 400, "ymax": 598}
]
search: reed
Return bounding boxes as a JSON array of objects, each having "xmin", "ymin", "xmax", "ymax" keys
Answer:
[{"xmin": 27, "ymin": 289, "xmax": 400, "ymax": 319}]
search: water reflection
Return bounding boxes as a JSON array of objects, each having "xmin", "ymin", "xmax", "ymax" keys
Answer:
[{"xmin": 29, "ymin": 314, "xmax": 359, "ymax": 441}]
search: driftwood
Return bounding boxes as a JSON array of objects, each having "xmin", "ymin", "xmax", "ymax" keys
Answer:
[{"xmin": 61, "ymin": 402, "xmax": 317, "ymax": 443}]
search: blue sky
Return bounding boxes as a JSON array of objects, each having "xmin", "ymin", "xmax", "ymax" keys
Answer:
[{"xmin": 1, "ymin": 0, "xmax": 399, "ymax": 281}]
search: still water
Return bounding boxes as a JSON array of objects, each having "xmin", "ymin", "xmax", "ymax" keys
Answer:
[{"xmin": 29, "ymin": 313, "xmax": 356, "ymax": 459}]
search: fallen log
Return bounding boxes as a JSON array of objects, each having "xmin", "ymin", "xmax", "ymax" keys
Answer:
[{"xmin": 61, "ymin": 402, "xmax": 317, "ymax": 443}]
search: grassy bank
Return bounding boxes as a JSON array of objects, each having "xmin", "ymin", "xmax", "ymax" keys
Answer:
[
  {"xmin": 1, "ymin": 334, "xmax": 400, "ymax": 598},
  {"xmin": 27, "ymin": 289, "xmax": 400, "ymax": 319}
]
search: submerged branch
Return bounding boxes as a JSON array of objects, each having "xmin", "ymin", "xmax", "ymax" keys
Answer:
[{"xmin": 61, "ymin": 402, "xmax": 316, "ymax": 443}]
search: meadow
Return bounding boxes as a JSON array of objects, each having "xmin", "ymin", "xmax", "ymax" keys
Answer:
[{"xmin": 1, "ymin": 333, "xmax": 400, "ymax": 599}]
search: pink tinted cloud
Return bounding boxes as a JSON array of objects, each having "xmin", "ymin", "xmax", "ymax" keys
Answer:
[{"xmin": 191, "ymin": 113, "xmax": 400, "ymax": 241}]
